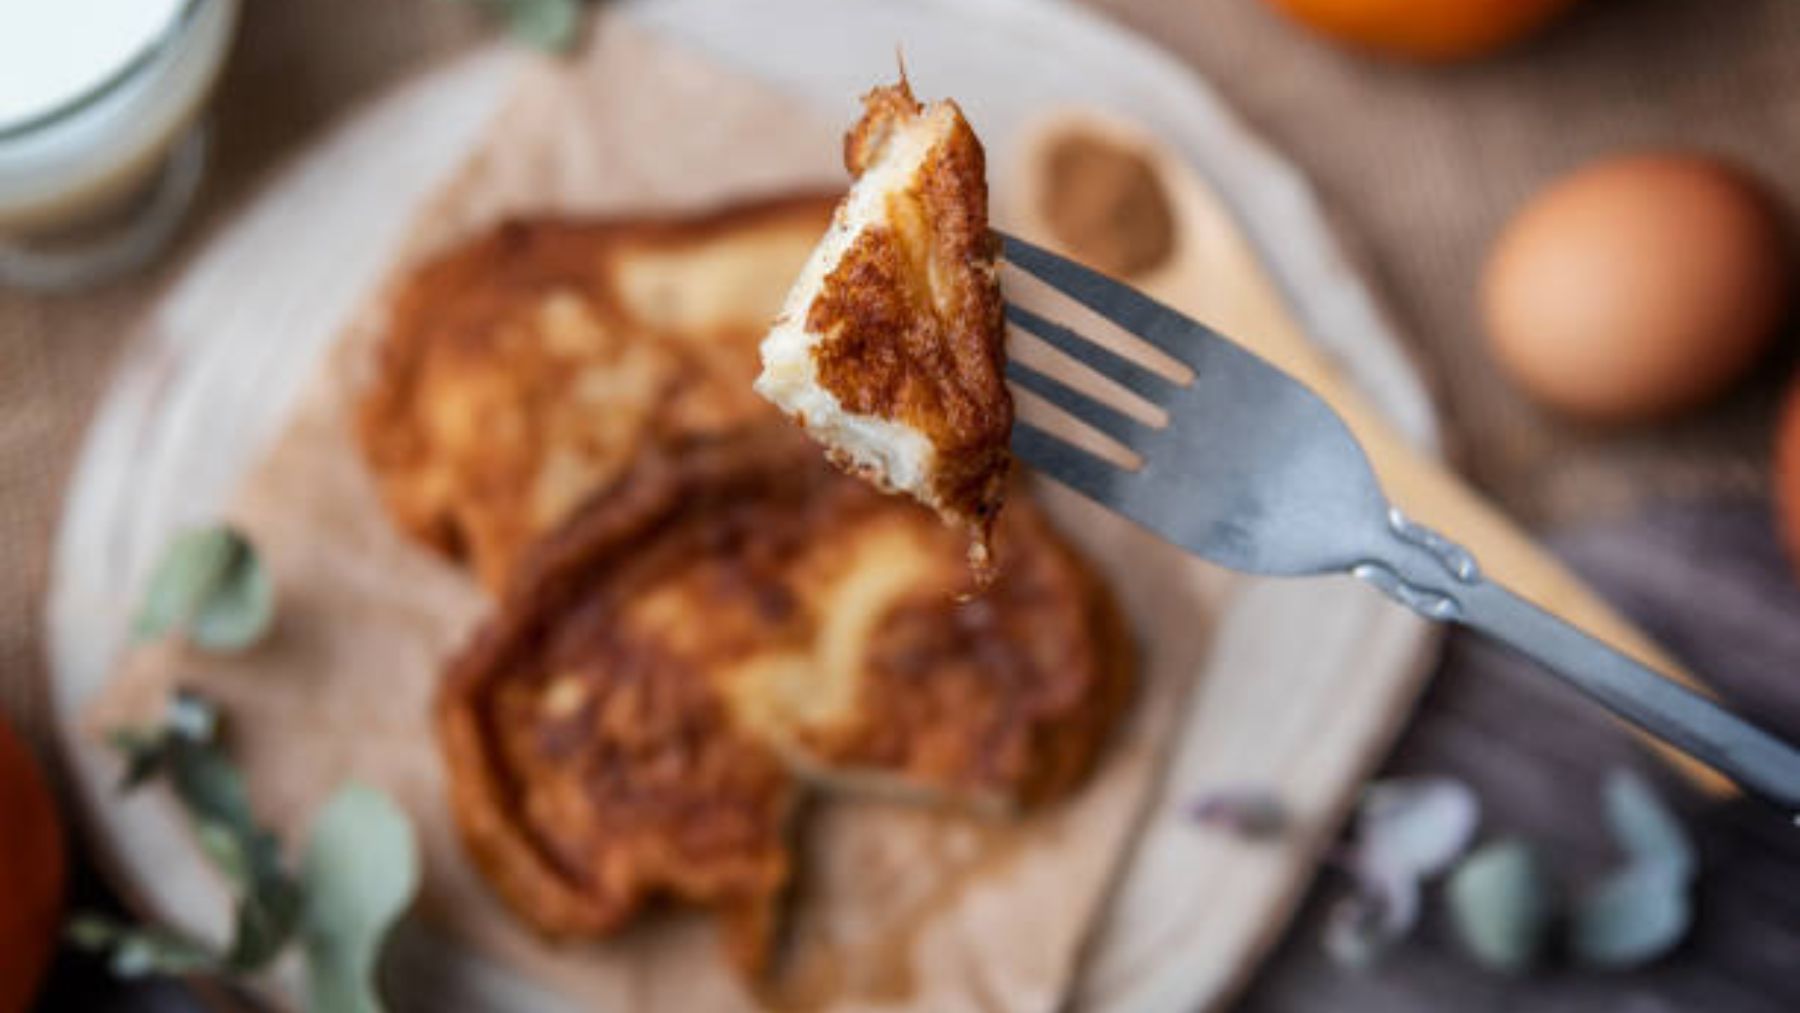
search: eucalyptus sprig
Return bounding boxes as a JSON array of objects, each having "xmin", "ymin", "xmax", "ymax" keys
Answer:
[
  {"xmin": 71, "ymin": 693, "xmax": 419, "ymax": 1013},
  {"xmin": 74, "ymin": 691, "xmax": 300, "ymax": 978},
  {"xmin": 1445, "ymin": 770, "xmax": 1697, "ymax": 973},
  {"xmin": 1322, "ymin": 770, "xmax": 1699, "ymax": 975}
]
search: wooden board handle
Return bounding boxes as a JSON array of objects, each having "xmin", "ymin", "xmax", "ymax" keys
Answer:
[{"xmin": 1009, "ymin": 111, "xmax": 1736, "ymax": 797}]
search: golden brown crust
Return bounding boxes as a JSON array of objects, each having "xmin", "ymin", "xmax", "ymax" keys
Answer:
[
  {"xmin": 438, "ymin": 428, "xmax": 1131, "ymax": 971},
  {"xmin": 782, "ymin": 492, "xmax": 1133, "ymax": 808},
  {"xmin": 809, "ymin": 81, "xmax": 1012, "ymax": 554},
  {"xmin": 437, "ymin": 432, "xmax": 814, "ymax": 972},
  {"xmin": 358, "ymin": 194, "xmax": 838, "ymax": 590}
]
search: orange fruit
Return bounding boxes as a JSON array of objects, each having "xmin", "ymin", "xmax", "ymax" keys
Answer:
[
  {"xmin": 1778, "ymin": 377, "xmax": 1800, "ymax": 577},
  {"xmin": 0, "ymin": 713, "xmax": 64, "ymax": 1013},
  {"xmin": 1263, "ymin": 0, "xmax": 1584, "ymax": 62}
]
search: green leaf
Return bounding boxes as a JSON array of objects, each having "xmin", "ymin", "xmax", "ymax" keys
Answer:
[
  {"xmin": 187, "ymin": 530, "xmax": 274, "ymax": 653},
  {"xmin": 106, "ymin": 691, "xmax": 222, "ymax": 789},
  {"xmin": 1603, "ymin": 770, "xmax": 1694, "ymax": 878},
  {"xmin": 300, "ymin": 785, "xmax": 421, "ymax": 1013},
  {"xmin": 102, "ymin": 693, "xmax": 302, "ymax": 974},
  {"xmin": 1569, "ymin": 771, "xmax": 1696, "ymax": 969},
  {"xmin": 133, "ymin": 525, "xmax": 275, "ymax": 653},
  {"xmin": 67, "ymin": 915, "xmax": 220, "ymax": 978},
  {"xmin": 134, "ymin": 527, "xmax": 238, "ymax": 641},
  {"xmin": 110, "ymin": 927, "xmax": 221, "ymax": 979},
  {"xmin": 229, "ymin": 873, "xmax": 304, "ymax": 973},
  {"xmin": 167, "ymin": 739, "xmax": 257, "ymax": 832},
  {"xmin": 1571, "ymin": 862, "xmax": 1692, "ymax": 968},
  {"xmin": 498, "ymin": 0, "xmax": 582, "ymax": 51},
  {"xmin": 1446, "ymin": 839, "xmax": 1557, "ymax": 974},
  {"xmin": 166, "ymin": 746, "xmax": 301, "ymax": 970},
  {"xmin": 194, "ymin": 818, "xmax": 253, "ymax": 887}
]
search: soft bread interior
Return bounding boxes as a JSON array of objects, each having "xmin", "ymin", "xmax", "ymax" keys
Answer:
[{"xmin": 754, "ymin": 106, "xmax": 957, "ymax": 496}]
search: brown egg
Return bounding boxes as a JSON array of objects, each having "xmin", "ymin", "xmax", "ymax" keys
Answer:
[
  {"xmin": 1482, "ymin": 153, "xmax": 1789, "ymax": 423},
  {"xmin": 1777, "ymin": 376, "xmax": 1800, "ymax": 576}
]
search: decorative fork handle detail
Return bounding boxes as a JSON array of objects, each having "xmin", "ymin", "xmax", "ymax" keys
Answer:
[{"xmin": 1361, "ymin": 510, "xmax": 1800, "ymax": 816}]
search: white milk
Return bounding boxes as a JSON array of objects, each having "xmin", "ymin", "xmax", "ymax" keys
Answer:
[
  {"xmin": 0, "ymin": 0, "xmax": 237, "ymax": 275},
  {"xmin": 0, "ymin": 0, "xmax": 189, "ymax": 130}
]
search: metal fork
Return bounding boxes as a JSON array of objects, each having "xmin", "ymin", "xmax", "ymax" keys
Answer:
[{"xmin": 999, "ymin": 231, "xmax": 1800, "ymax": 816}]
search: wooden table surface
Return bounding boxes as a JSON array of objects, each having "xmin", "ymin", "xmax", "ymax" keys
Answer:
[{"xmin": 7, "ymin": 0, "xmax": 1798, "ymax": 1009}]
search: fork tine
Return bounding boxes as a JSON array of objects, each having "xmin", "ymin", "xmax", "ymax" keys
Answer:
[
  {"xmin": 1011, "ymin": 421, "xmax": 1133, "ymax": 502},
  {"xmin": 1005, "ymin": 302, "xmax": 1176, "ymax": 402},
  {"xmin": 1000, "ymin": 231, "xmax": 1216, "ymax": 367},
  {"xmin": 1006, "ymin": 359, "xmax": 1153, "ymax": 449}
]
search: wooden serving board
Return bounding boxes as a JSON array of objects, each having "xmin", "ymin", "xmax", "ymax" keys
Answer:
[{"xmin": 50, "ymin": 2, "xmax": 1450, "ymax": 1010}]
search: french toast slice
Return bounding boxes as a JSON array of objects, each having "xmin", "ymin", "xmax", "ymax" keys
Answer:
[
  {"xmin": 756, "ymin": 79, "xmax": 1013, "ymax": 566},
  {"xmin": 358, "ymin": 195, "xmax": 838, "ymax": 591},
  {"xmin": 438, "ymin": 430, "xmax": 1129, "ymax": 972}
]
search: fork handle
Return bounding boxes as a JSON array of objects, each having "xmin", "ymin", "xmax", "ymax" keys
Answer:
[
  {"xmin": 1359, "ymin": 522, "xmax": 1800, "ymax": 817},
  {"xmin": 1455, "ymin": 580, "xmax": 1800, "ymax": 816}
]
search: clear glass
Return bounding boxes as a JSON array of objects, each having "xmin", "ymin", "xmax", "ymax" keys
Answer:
[{"xmin": 0, "ymin": 0, "xmax": 239, "ymax": 291}]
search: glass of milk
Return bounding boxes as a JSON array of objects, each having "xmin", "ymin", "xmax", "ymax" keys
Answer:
[{"xmin": 0, "ymin": 0, "xmax": 240, "ymax": 290}]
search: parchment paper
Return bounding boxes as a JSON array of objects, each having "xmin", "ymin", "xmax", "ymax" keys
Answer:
[{"xmin": 89, "ymin": 19, "xmax": 1223, "ymax": 1011}]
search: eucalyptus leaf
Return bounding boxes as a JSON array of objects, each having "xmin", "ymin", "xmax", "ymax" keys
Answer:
[
  {"xmin": 1571, "ymin": 773, "xmax": 1696, "ymax": 970},
  {"xmin": 498, "ymin": 0, "xmax": 581, "ymax": 50},
  {"xmin": 195, "ymin": 818, "xmax": 253, "ymax": 887},
  {"xmin": 1603, "ymin": 770, "xmax": 1694, "ymax": 878},
  {"xmin": 1446, "ymin": 839, "xmax": 1556, "ymax": 974},
  {"xmin": 188, "ymin": 546, "xmax": 274, "ymax": 652},
  {"xmin": 300, "ymin": 784, "xmax": 421, "ymax": 1013},
  {"xmin": 133, "ymin": 525, "xmax": 274, "ymax": 653},
  {"xmin": 67, "ymin": 915, "xmax": 219, "ymax": 978},
  {"xmin": 166, "ymin": 737, "xmax": 258, "ymax": 831},
  {"xmin": 110, "ymin": 927, "xmax": 222, "ymax": 979},
  {"xmin": 229, "ymin": 876, "xmax": 305, "ymax": 973},
  {"xmin": 134, "ymin": 527, "xmax": 237, "ymax": 640},
  {"xmin": 1571, "ymin": 861, "xmax": 1691, "ymax": 968},
  {"xmin": 1357, "ymin": 777, "xmax": 1481, "ymax": 880}
]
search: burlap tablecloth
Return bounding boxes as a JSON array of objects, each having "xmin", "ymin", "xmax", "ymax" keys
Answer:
[{"xmin": 6, "ymin": 0, "xmax": 1800, "ymax": 1007}]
